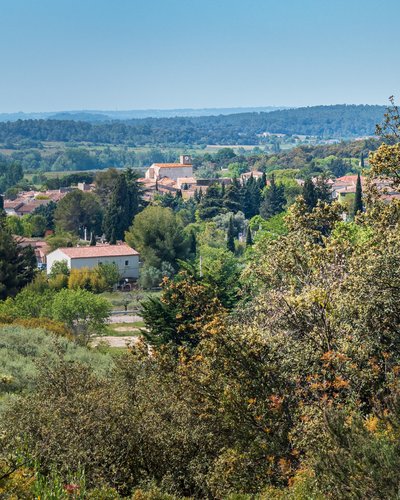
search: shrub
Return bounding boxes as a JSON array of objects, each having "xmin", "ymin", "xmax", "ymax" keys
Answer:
[
  {"xmin": 0, "ymin": 325, "xmax": 113, "ymax": 400},
  {"xmin": 12, "ymin": 318, "xmax": 72, "ymax": 338},
  {"xmin": 49, "ymin": 259, "xmax": 70, "ymax": 279},
  {"xmin": 68, "ymin": 267, "xmax": 92, "ymax": 290}
]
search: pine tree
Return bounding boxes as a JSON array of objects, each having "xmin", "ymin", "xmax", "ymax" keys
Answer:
[
  {"xmin": 223, "ymin": 183, "xmax": 242, "ymax": 213},
  {"xmin": 353, "ymin": 173, "xmax": 363, "ymax": 216},
  {"xmin": 259, "ymin": 174, "xmax": 286, "ymax": 219},
  {"xmin": 198, "ymin": 184, "xmax": 224, "ymax": 220},
  {"xmin": 245, "ymin": 225, "xmax": 253, "ymax": 246},
  {"xmin": 302, "ymin": 178, "xmax": 317, "ymax": 211},
  {"xmin": 0, "ymin": 226, "xmax": 36, "ymax": 299},
  {"xmin": 227, "ymin": 216, "xmax": 235, "ymax": 253}
]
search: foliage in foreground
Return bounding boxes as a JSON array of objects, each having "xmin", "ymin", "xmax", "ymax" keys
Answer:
[{"xmin": 2, "ymin": 127, "xmax": 400, "ymax": 497}]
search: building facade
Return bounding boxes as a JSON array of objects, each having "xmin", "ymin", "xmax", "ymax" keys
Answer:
[
  {"xmin": 145, "ymin": 155, "xmax": 193, "ymax": 181},
  {"xmin": 46, "ymin": 243, "xmax": 140, "ymax": 279}
]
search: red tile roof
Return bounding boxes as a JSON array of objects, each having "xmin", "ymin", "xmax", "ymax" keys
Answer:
[
  {"xmin": 57, "ymin": 243, "xmax": 139, "ymax": 259},
  {"xmin": 153, "ymin": 163, "xmax": 193, "ymax": 168}
]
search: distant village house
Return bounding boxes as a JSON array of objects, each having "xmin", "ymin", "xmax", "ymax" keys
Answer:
[
  {"xmin": 145, "ymin": 155, "xmax": 193, "ymax": 181},
  {"xmin": 46, "ymin": 243, "xmax": 140, "ymax": 279}
]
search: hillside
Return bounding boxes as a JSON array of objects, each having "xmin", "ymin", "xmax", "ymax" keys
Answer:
[{"xmin": 0, "ymin": 105, "xmax": 386, "ymax": 147}]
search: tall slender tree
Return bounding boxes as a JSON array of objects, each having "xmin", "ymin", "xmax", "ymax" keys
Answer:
[
  {"xmin": 353, "ymin": 173, "xmax": 363, "ymax": 216},
  {"xmin": 245, "ymin": 225, "xmax": 253, "ymax": 246},
  {"xmin": 103, "ymin": 170, "xmax": 143, "ymax": 242},
  {"xmin": 258, "ymin": 172, "xmax": 267, "ymax": 190},
  {"xmin": 242, "ymin": 176, "xmax": 261, "ymax": 218},
  {"xmin": 227, "ymin": 216, "xmax": 235, "ymax": 253}
]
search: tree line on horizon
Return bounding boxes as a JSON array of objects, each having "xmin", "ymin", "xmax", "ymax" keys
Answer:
[{"xmin": 0, "ymin": 104, "xmax": 386, "ymax": 147}]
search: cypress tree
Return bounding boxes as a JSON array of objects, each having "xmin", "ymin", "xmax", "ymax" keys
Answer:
[
  {"xmin": 103, "ymin": 174, "xmax": 128, "ymax": 242},
  {"xmin": 258, "ymin": 172, "xmax": 267, "ymax": 190},
  {"xmin": 245, "ymin": 225, "xmax": 253, "ymax": 246},
  {"xmin": 189, "ymin": 230, "xmax": 197, "ymax": 256},
  {"xmin": 109, "ymin": 228, "xmax": 117, "ymax": 245},
  {"xmin": 0, "ymin": 195, "xmax": 5, "ymax": 225},
  {"xmin": 242, "ymin": 176, "xmax": 261, "ymax": 218},
  {"xmin": 360, "ymin": 152, "xmax": 365, "ymax": 168},
  {"xmin": 227, "ymin": 216, "xmax": 235, "ymax": 253},
  {"xmin": 353, "ymin": 173, "xmax": 363, "ymax": 216},
  {"xmin": 103, "ymin": 170, "xmax": 143, "ymax": 243},
  {"xmin": 302, "ymin": 178, "xmax": 317, "ymax": 211},
  {"xmin": 89, "ymin": 232, "xmax": 96, "ymax": 246},
  {"xmin": 259, "ymin": 174, "xmax": 286, "ymax": 219}
]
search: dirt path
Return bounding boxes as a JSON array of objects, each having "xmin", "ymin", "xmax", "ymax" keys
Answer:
[
  {"xmin": 108, "ymin": 314, "xmax": 142, "ymax": 324},
  {"xmin": 91, "ymin": 336, "xmax": 140, "ymax": 348}
]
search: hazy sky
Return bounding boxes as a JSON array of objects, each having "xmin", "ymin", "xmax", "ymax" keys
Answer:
[{"xmin": 1, "ymin": 0, "xmax": 399, "ymax": 112}]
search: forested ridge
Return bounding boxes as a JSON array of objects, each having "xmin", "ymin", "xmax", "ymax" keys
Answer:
[{"xmin": 0, "ymin": 104, "xmax": 386, "ymax": 146}]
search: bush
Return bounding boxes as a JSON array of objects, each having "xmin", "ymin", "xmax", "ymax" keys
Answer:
[
  {"xmin": 0, "ymin": 325, "xmax": 113, "ymax": 400},
  {"xmin": 49, "ymin": 259, "xmax": 70, "ymax": 279},
  {"xmin": 48, "ymin": 272, "xmax": 69, "ymax": 290},
  {"xmin": 12, "ymin": 318, "xmax": 72, "ymax": 338},
  {"xmin": 139, "ymin": 265, "xmax": 163, "ymax": 289},
  {"xmin": 68, "ymin": 267, "xmax": 92, "ymax": 290},
  {"xmin": 51, "ymin": 288, "xmax": 111, "ymax": 344},
  {"xmin": 68, "ymin": 264, "xmax": 119, "ymax": 293}
]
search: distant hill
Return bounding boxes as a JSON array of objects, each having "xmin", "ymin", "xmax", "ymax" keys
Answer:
[
  {"xmin": 0, "ymin": 105, "xmax": 387, "ymax": 145},
  {"xmin": 0, "ymin": 106, "xmax": 286, "ymax": 122}
]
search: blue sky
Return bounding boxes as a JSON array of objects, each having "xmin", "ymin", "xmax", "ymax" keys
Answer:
[{"xmin": 1, "ymin": 0, "xmax": 399, "ymax": 111}]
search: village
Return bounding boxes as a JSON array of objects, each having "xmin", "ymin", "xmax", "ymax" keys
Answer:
[{"xmin": 2, "ymin": 151, "xmax": 399, "ymax": 283}]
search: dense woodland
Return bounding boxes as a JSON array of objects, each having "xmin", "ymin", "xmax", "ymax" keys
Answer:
[
  {"xmin": 0, "ymin": 105, "xmax": 400, "ymax": 498},
  {"xmin": 0, "ymin": 105, "xmax": 385, "ymax": 147}
]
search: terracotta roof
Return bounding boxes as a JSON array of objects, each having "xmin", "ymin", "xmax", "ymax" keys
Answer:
[
  {"xmin": 335, "ymin": 175, "xmax": 365, "ymax": 184},
  {"xmin": 17, "ymin": 200, "xmax": 50, "ymax": 214},
  {"xmin": 158, "ymin": 177, "xmax": 177, "ymax": 187},
  {"xmin": 177, "ymin": 177, "xmax": 197, "ymax": 184},
  {"xmin": 56, "ymin": 243, "xmax": 139, "ymax": 259},
  {"xmin": 153, "ymin": 163, "xmax": 193, "ymax": 168},
  {"xmin": 4, "ymin": 200, "xmax": 24, "ymax": 209}
]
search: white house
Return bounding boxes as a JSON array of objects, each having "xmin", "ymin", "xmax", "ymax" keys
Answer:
[
  {"xmin": 46, "ymin": 243, "xmax": 140, "ymax": 279},
  {"xmin": 145, "ymin": 155, "xmax": 193, "ymax": 182}
]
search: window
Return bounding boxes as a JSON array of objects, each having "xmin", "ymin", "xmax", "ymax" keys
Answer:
[{"xmin": 125, "ymin": 260, "xmax": 129, "ymax": 266}]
